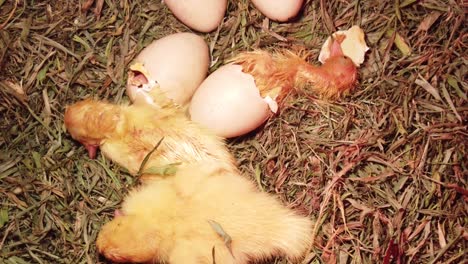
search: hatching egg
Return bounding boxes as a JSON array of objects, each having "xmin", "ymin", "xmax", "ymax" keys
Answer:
[
  {"xmin": 189, "ymin": 64, "xmax": 273, "ymax": 138},
  {"xmin": 126, "ymin": 32, "xmax": 210, "ymax": 107},
  {"xmin": 164, "ymin": 0, "xmax": 227, "ymax": 32},
  {"xmin": 251, "ymin": 0, "xmax": 303, "ymax": 22}
]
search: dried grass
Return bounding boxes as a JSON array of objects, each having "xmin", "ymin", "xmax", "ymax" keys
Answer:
[{"xmin": 0, "ymin": 0, "xmax": 466, "ymax": 263}]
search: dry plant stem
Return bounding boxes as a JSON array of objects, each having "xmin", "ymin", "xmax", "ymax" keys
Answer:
[
  {"xmin": 0, "ymin": 0, "xmax": 18, "ymax": 30},
  {"xmin": 135, "ymin": 137, "xmax": 164, "ymax": 178},
  {"xmin": 311, "ymin": 162, "xmax": 356, "ymax": 246}
]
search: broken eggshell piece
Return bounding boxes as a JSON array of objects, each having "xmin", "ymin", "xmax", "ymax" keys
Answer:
[
  {"xmin": 318, "ymin": 25, "xmax": 369, "ymax": 67},
  {"xmin": 126, "ymin": 62, "xmax": 163, "ymax": 106},
  {"xmin": 126, "ymin": 32, "xmax": 210, "ymax": 107},
  {"xmin": 189, "ymin": 64, "xmax": 276, "ymax": 138}
]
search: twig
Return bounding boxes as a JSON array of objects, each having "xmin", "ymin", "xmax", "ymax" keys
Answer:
[
  {"xmin": 136, "ymin": 137, "xmax": 165, "ymax": 178},
  {"xmin": 0, "ymin": 0, "xmax": 18, "ymax": 30}
]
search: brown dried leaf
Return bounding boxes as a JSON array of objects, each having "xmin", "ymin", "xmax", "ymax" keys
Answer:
[
  {"xmin": 441, "ymin": 83, "xmax": 462, "ymax": 122},
  {"xmin": 81, "ymin": 0, "xmax": 95, "ymax": 12},
  {"xmin": 372, "ymin": 212, "xmax": 382, "ymax": 255},
  {"xmin": 408, "ymin": 219, "xmax": 430, "ymax": 242},
  {"xmin": 386, "ymin": 29, "xmax": 412, "ymax": 56},
  {"xmin": 274, "ymin": 165, "xmax": 290, "ymax": 191},
  {"xmin": 1, "ymin": 80, "xmax": 28, "ymax": 102},
  {"xmin": 415, "ymin": 74, "xmax": 442, "ymax": 101},
  {"xmin": 94, "ymin": 0, "xmax": 105, "ymax": 19},
  {"xmin": 417, "ymin": 11, "xmax": 442, "ymax": 33},
  {"xmin": 6, "ymin": 193, "xmax": 28, "ymax": 208},
  {"xmin": 407, "ymin": 220, "xmax": 431, "ymax": 256},
  {"xmin": 346, "ymin": 198, "xmax": 374, "ymax": 224},
  {"xmin": 437, "ymin": 221, "xmax": 447, "ymax": 248}
]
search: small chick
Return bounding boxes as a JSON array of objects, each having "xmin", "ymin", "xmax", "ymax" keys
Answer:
[
  {"xmin": 229, "ymin": 37, "xmax": 358, "ymax": 102},
  {"xmin": 64, "ymin": 99, "xmax": 237, "ymax": 175},
  {"xmin": 295, "ymin": 53, "xmax": 358, "ymax": 98},
  {"xmin": 97, "ymin": 162, "xmax": 313, "ymax": 263}
]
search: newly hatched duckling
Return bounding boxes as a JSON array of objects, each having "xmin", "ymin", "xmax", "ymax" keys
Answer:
[
  {"xmin": 97, "ymin": 162, "xmax": 313, "ymax": 264},
  {"xmin": 64, "ymin": 99, "xmax": 237, "ymax": 176}
]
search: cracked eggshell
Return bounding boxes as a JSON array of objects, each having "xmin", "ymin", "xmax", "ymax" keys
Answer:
[
  {"xmin": 318, "ymin": 25, "xmax": 369, "ymax": 67},
  {"xmin": 165, "ymin": 0, "xmax": 227, "ymax": 32},
  {"xmin": 251, "ymin": 0, "xmax": 303, "ymax": 22},
  {"xmin": 126, "ymin": 32, "xmax": 210, "ymax": 107},
  {"xmin": 189, "ymin": 64, "xmax": 272, "ymax": 138}
]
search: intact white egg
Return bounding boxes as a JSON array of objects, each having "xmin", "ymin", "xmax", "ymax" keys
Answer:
[
  {"xmin": 165, "ymin": 0, "xmax": 227, "ymax": 32},
  {"xmin": 126, "ymin": 32, "xmax": 210, "ymax": 107},
  {"xmin": 251, "ymin": 0, "xmax": 303, "ymax": 22},
  {"xmin": 189, "ymin": 64, "xmax": 273, "ymax": 138}
]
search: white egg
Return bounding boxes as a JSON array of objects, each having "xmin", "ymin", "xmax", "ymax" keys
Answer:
[
  {"xmin": 165, "ymin": 0, "xmax": 227, "ymax": 32},
  {"xmin": 251, "ymin": 0, "xmax": 303, "ymax": 22},
  {"xmin": 126, "ymin": 32, "xmax": 210, "ymax": 107},
  {"xmin": 189, "ymin": 64, "xmax": 272, "ymax": 138}
]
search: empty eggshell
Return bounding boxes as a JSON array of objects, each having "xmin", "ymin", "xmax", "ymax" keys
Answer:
[
  {"xmin": 251, "ymin": 0, "xmax": 303, "ymax": 22},
  {"xmin": 189, "ymin": 64, "xmax": 272, "ymax": 138},
  {"xmin": 126, "ymin": 32, "xmax": 210, "ymax": 107},
  {"xmin": 318, "ymin": 25, "xmax": 370, "ymax": 67},
  {"xmin": 164, "ymin": 0, "xmax": 227, "ymax": 32}
]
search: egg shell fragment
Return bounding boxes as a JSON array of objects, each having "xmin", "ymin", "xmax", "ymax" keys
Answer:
[
  {"xmin": 189, "ymin": 64, "xmax": 272, "ymax": 138},
  {"xmin": 318, "ymin": 25, "xmax": 369, "ymax": 67},
  {"xmin": 251, "ymin": 0, "xmax": 303, "ymax": 22},
  {"xmin": 126, "ymin": 32, "xmax": 210, "ymax": 106},
  {"xmin": 164, "ymin": 0, "xmax": 227, "ymax": 32}
]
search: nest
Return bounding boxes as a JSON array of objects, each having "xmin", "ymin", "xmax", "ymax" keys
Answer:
[{"xmin": 0, "ymin": 0, "xmax": 466, "ymax": 263}]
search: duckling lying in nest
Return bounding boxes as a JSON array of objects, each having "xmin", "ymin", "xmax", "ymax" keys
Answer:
[
  {"xmin": 64, "ymin": 98, "xmax": 237, "ymax": 176},
  {"xmin": 96, "ymin": 161, "xmax": 312, "ymax": 263}
]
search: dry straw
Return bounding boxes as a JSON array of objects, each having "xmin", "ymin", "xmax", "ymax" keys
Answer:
[{"xmin": 0, "ymin": 0, "xmax": 466, "ymax": 263}]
